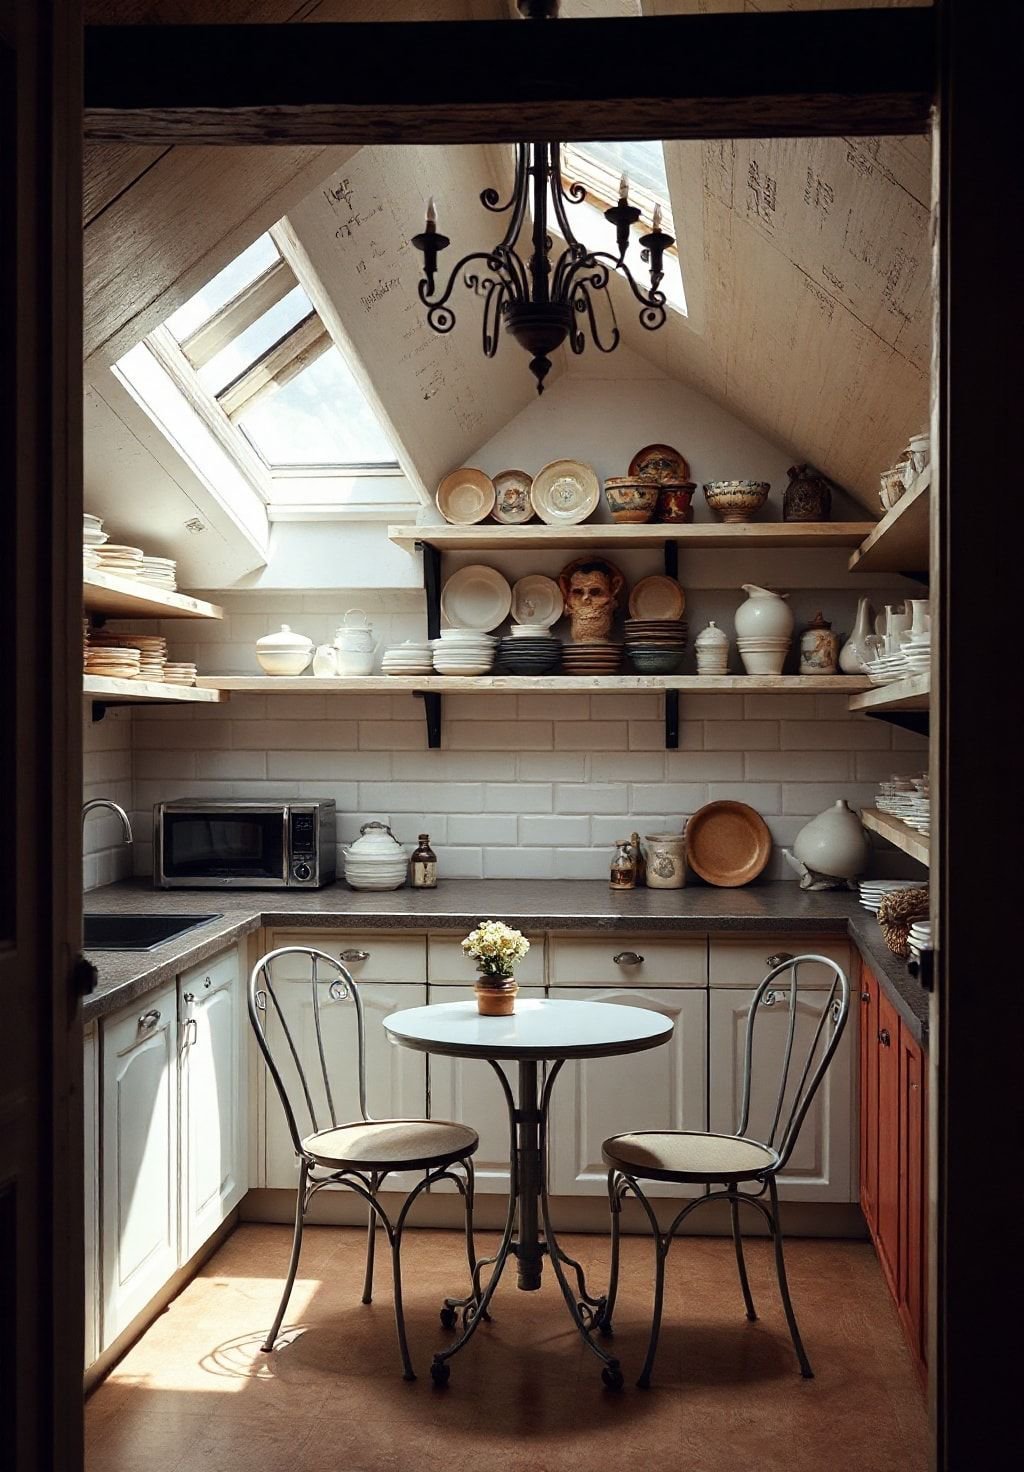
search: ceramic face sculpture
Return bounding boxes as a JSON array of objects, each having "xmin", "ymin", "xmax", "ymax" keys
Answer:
[{"xmin": 559, "ymin": 558, "xmax": 624, "ymax": 644}]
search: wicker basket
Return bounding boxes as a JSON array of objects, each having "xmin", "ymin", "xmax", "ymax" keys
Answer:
[{"xmin": 877, "ymin": 887, "xmax": 929, "ymax": 957}]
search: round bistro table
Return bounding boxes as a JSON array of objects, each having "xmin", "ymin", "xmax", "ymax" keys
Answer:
[{"xmin": 383, "ymin": 996, "xmax": 673, "ymax": 1388}]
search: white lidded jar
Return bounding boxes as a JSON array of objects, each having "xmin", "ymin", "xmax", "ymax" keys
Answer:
[
  {"xmin": 343, "ymin": 821, "xmax": 408, "ymax": 891},
  {"xmin": 734, "ymin": 584, "xmax": 795, "ymax": 640},
  {"xmin": 255, "ymin": 623, "xmax": 313, "ymax": 676},
  {"xmin": 793, "ymin": 800, "xmax": 869, "ymax": 880},
  {"xmin": 695, "ymin": 619, "xmax": 729, "ymax": 673}
]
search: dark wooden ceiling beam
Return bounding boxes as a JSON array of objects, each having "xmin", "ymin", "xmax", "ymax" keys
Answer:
[{"xmin": 84, "ymin": 9, "xmax": 935, "ymax": 146}]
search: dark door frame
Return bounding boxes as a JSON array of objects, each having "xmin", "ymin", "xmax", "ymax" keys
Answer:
[{"xmin": 29, "ymin": 3, "xmax": 1008, "ymax": 1467}]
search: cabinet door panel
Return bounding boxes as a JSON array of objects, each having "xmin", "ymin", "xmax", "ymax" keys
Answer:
[
  {"xmin": 262, "ymin": 976, "xmax": 427, "ymax": 1192},
  {"xmin": 84, "ymin": 1025, "xmax": 99, "ymax": 1368},
  {"xmin": 898, "ymin": 1024, "xmax": 927, "ymax": 1375},
  {"xmin": 874, "ymin": 992, "xmax": 901, "ymax": 1296},
  {"xmin": 268, "ymin": 931, "xmax": 424, "ymax": 984},
  {"xmin": 548, "ymin": 988, "xmax": 708, "ymax": 1198},
  {"xmin": 428, "ymin": 935, "xmax": 545, "ymax": 987},
  {"xmin": 859, "ymin": 966, "xmax": 880, "ymax": 1235},
  {"xmin": 709, "ymin": 937, "xmax": 851, "ymax": 989},
  {"xmin": 182, "ymin": 948, "xmax": 246, "ymax": 1259},
  {"xmin": 709, "ymin": 986, "xmax": 855, "ymax": 1202},
  {"xmin": 101, "ymin": 981, "xmax": 179, "ymax": 1346},
  {"xmin": 550, "ymin": 937, "xmax": 707, "ymax": 988},
  {"xmin": 428, "ymin": 984, "xmax": 544, "ymax": 1194}
]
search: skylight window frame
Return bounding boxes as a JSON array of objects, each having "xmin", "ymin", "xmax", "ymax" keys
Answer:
[{"xmin": 561, "ymin": 140, "xmax": 676, "ymax": 247}]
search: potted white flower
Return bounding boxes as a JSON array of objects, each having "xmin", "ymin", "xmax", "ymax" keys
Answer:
[{"xmin": 461, "ymin": 920, "xmax": 531, "ymax": 1016}]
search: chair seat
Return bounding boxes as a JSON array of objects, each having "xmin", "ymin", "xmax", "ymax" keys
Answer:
[
  {"xmin": 603, "ymin": 1129, "xmax": 779, "ymax": 1184},
  {"xmin": 302, "ymin": 1118, "xmax": 478, "ymax": 1172}
]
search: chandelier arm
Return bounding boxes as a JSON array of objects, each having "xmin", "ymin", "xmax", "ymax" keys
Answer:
[
  {"xmin": 562, "ymin": 250, "xmax": 669, "ymax": 333},
  {"xmin": 569, "ymin": 273, "xmax": 621, "ymax": 356},
  {"xmin": 492, "ymin": 244, "xmax": 529, "ymax": 303},
  {"xmin": 481, "ymin": 142, "xmax": 526, "ymax": 217},
  {"xmin": 418, "ymin": 249, "xmax": 515, "ymax": 333},
  {"xmin": 495, "ymin": 145, "xmax": 532, "ymax": 259},
  {"xmin": 548, "ymin": 143, "xmax": 587, "ymax": 253},
  {"xmin": 480, "ymin": 278, "xmax": 508, "ymax": 358}
]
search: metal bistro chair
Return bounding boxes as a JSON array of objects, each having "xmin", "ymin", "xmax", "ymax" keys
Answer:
[
  {"xmin": 601, "ymin": 953, "xmax": 850, "ymax": 1389},
  {"xmin": 249, "ymin": 946, "xmax": 480, "ymax": 1381}
]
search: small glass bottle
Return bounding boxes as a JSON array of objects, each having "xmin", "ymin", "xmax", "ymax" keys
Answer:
[
  {"xmin": 410, "ymin": 833, "xmax": 438, "ymax": 888},
  {"xmin": 610, "ymin": 839, "xmax": 636, "ymax": 891},
  {"xmin": 629, "ymin": 831, "xmax": 646, "ymax": 887}
]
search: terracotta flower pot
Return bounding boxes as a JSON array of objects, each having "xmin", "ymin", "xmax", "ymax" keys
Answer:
[{"xmin": 475, "ymin": 976, "xmax": 519, "ymax": 1016}]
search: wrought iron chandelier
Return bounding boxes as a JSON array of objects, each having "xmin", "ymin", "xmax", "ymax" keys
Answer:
[{"xmin": 412, "ymin": 2, "xmax": 675, "ymax": 395}]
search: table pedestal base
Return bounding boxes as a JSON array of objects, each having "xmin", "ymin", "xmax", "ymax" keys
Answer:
[{"xmin": 431, "ymin": 1058, "xmax": 622, "ymax": 1389}]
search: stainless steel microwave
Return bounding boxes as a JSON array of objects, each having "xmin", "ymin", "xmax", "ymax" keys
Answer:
[{"xmin": 154, "ymin": 800, "xmax": 336, "ymax": 889}]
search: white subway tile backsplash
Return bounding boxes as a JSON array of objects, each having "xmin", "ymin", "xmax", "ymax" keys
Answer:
[
  {"xmin": 554, "ymin": 721, "xmax": 628, "ymax": 751},
  {"xmin": 782, "ymin": 782, "xmax": 879, "ymax": 815},
  {"xmin": 781, "ymin": 720, "xmax": 889, "ymax": 750},
  {"xmin": 448, "ymin": 814, "xmax": 516, "ymax": 846},
  {"xmin": 553, "ymin": 848, "xmax": 610, "ymax": 880},
  {"xmin": 589, "ymin": 692, "xmax": 661, "ymax": 720},
  {"xmin": 631, "ymin": 783, "xmax": 708, "ymax": 814},
  {"xmin": 591, "ymin": 752, "xmax": 664, "ymax": 782},
  {"xmin": 557, "ymin": 784, "xmax": 629, "ymax": 814},
  {"xmin": 704, "ymin": 721, "xmax": 779, "ymax": 750},
  {"xmin": 134, "ymin": 750, "xmax": 197, "ymax": 779},
  {"xmin": 664, "ymin": 752, "xmax": 744, "ymax": 779},
  {"xmin": 448, "ymin": 721, "xmax": 553, "ymax": 750},
  {"xmin": 198, "ymin": 750, "xmax": 268, "ymax": 779},
  {"xmin": 746, "ymin": 751, "xmax": 853, "ymax": 781},
  {"xmin": 394, "ymin": 751, "xmax": 515, "ymax": 781},
  {"xmin": 518, "ymin": 753, "xmax": 587, "ymax": 781},
  {"xmin": 445, "ymin": 693, "xmax": 518, "ymax": 720},
  {"xmin": 515, "ymin": 694, "xmax": 589, "ymax": 721},
  {"xmin": 359, "ymin": 781, "xmax": 485, "ymax": 813},
  {"xmin": 519, "ymin": 815, "xmax": 591, "ymax": 845},
  {"xmin": 743, "ymin": 692, "xmax": 818, "ymax": 719},
  {"xmin": 591, "ymin": 815, "xmax": 671, "ymax": 845},
  {"xmin": 358, "ymin": 721, "xmax": 425, "ymax": 750},
  {"xmin": 484, "ymin": 847, "xmax": 556, "ymax": 880},
  {"xmin": 707, "ymin": 782, "xmax": 781, "ymax": 814},
  {"xmin": 432, "ymin": 846, "xmax": 484, "ymax": 879},
  {"xmin": 485, "ymin": 783, "xmax": 553, "ymax": 813},
  {"xmin": 232, "ymin": 720, "xmax": 359, "ymax": 751}
]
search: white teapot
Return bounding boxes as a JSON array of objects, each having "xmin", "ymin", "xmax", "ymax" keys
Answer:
[{"xmin": 334, "ymin": 608, "xmax": 379, "ymax": 675}]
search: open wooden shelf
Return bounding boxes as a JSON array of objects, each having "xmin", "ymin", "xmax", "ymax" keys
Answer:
[
  {"xmin": 848, "ymin": 474, "xmax": 929, "ymax": 575},
  {"xmin": 84, "ymin": 570, "xmax": 223, "ymax": 621},
  {"xmin": 861, "ymin": 807, "xmax": 930, "ymax": 868},
  {"xmin": 83, "ymin": 676, "xmax": 223, "ymax": 704},
  {"xmin": 199, "ymin": 674, "xmax": 872, "ymax": 694},
  {"xmin": 849, "ymin": 672, "xmax": 930, "ymax": 713},
  {"xmin": 389, "ymin": 521, "xmax": 875, "ymax": 553}
]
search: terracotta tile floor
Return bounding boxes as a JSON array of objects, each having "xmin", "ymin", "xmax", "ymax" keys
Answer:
[{"xmin": 85, "ymin": 1223, "xmax": 928, "ymax": 1472}]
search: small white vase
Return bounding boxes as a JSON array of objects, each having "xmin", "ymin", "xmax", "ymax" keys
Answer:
[
  {"xmin": 908, "ymin": 599, "xmax": 930, "ymax": 636},
  {"xmin": 734, "ymin": 584, "xmax": 794, "ymax": 640},
  {"xmin": 839, "ymin": 596, "xmax": 876, "ymax": 673}
]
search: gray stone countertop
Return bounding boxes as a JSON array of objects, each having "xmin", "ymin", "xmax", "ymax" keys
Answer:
[{"xmin": 82, "ymin": 879, "xmax": 929, "ymax": 1043}]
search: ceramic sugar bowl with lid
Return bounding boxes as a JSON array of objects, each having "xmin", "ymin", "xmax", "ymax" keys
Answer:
[
  {"xmin": 343, "ymin": 821, "xmax": 408, "ymax": 891},
  {"xmin": 695, "ymin": 620, "xmax": 729, "ymax": 674},
  {"xmin": 255, "ymin": 624, "xmax": 313, "ymax": 676}
]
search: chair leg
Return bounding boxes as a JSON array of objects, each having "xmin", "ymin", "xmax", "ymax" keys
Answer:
[
  {"xmin": 601, "ymin": 1171, "xmax": 622, "ymax": 1336},
  {"xmin": 262, "ymin": 1159, "xmax": 308, "ymax": 1352},
  {"xmin": 389, "ymin": 1231, "xmax": 416, "ymax": 1382},
  {"xmin": 362, "ymin": 1171, "xmax": 380, "ymax": 1306},
  {"xmin": 730, "ymin": 1192, "xmax": 757, "ymax": 1322},
  {"xmin": 768, "ymin": 1176, "xmax": 813, "ymax": 1379},
  {"xmin": 462, "ymin": 1159, "xmax": 480, "ymax": 1298},
  {"xmin": 627, "ymin": 1180, "xmax": 668, "ymax": 1391}
]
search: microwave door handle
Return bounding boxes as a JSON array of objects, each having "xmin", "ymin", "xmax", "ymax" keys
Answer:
[{"xmin": 281, "ymin": 806, "xmax": 290, "ymax": 882}]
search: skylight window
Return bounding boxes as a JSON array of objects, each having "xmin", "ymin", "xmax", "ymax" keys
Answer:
[
  {"xmin": 575, "ymin": 140, "xmax": 670, "ymax": 202},
  {"xmin": 165, "ymin": 234, "xmax": 280, "ymax": 342},
  {"xmin": 237, "ymin": 347, "xmax": 397, "ymax": 468}
]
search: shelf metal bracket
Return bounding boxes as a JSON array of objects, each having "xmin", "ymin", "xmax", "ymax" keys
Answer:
[
  {"xmin": 865, "ymin": 710, "xmax": 929, "ymax": 736},
  {"xmin": 416, "ymin": 539, "xmax": 444, "ymax": 747},
  {"xmin": 662, "ymin": 540, "xmax": 681, "ymax": 746}
]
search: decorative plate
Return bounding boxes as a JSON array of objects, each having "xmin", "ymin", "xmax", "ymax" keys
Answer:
[
  {"xmin": 685, "ymin": 801, "xmax": 772, "ymax": 888},
  {"xmin": 440, "ymin": 565, "xmax": 513, "ymax": 632},
  {"xmin": 511, "ymin": 574, "xmax": 563, "ymax": 628},
  {"xmin": 491, "ymin": 469, "xmax": 535, "ymax": 524},
  {"xmin": 628, "ymin": 443, "xmax": 690, "ymax": 484},
  {"xmin": 436, "ymin": 467, "xmax": 496, "ymax": 526},
  {"xmin": 531, "ymin": 459, "xmax": 601, "ymax": 525},
  {"xmin": 628, "ymin": 575, "xmax": 686, "ymax": 620}
]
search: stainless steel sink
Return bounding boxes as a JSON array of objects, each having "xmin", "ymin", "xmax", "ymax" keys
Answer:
[{"xmin": 83, "ymin": 913, "xmax": 221, "ymax": 951}]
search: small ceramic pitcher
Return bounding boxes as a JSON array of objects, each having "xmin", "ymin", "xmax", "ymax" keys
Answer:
[
  {"xmin": 334, "ymin": 608, "xmax": 379, "ymax": 675},
  {"xmin": 644, "ymin": 833, "xmax": 687, "ymax": 889}
]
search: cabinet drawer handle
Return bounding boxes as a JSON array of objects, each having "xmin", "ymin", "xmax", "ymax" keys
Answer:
[
  {"xmin": 339, "ymin": 949, "xmax": 370, "ymax": 963},
  {"xmin": 137, "ymin": 1008, "xmax": 161, "ymax": 1031},
  {"xmin": 878, "ymin": 1028, "xmax": 892, "ymax": 1047},
  {"xmin": 613, "ymin": 951, "xmax": 644, "ymax": 966},
  {"xmin": 766, "ymin": 952, "xmax": 794, "ymax": 968},
  {"xmin": 182, "ymin": 991, "xmax": 196, "ymax": 1005}
]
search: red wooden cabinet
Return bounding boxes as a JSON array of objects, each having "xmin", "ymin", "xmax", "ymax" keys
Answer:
[{"xmin": 858, "ymin": 960, "xmax": 927, "ymax": 1385}]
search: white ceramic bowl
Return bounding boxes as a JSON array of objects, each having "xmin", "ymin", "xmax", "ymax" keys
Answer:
[{"xmin": 256, "ymin": 648, "xmax": 311, "ymax": 676}]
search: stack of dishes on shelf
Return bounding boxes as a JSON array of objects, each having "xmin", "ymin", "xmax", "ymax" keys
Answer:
[
  {"xmin": 511, "ymin": 574, "xmax": 562, "ymax": 629},
  {"xmin": 139, "ymin": 555, "xmax": 177, "ymax": 592},
  {"xmin": 382, "ymin": 642, "xmax": 434, "ymax": 677},
  {"xmin": 440, "ymin": 565, "xmax": 512, "ymax": 633},
  {"xmin": 94, "ymin": 544, "xmax": 145, "ymax": 579},
  {"xmin": 560, "ymin": 642, "xmax": 622, "ymax": 675},
  {"xmin": 83, "ymin": 513, "xmax": 106, "ymax": 570},
  {"xmin": 857, "ymin": 878, "xmax": 917, "ymax": 914},
  {"xmin": 89, "ymin": 631, "xmax": 168, "ymax": 681},
  {"xmin": 908, "ymin": 920, "xmax": 932, "ymax": 960},
  {"xmin": 83, "ymin": 640, "xmax": 141, "ymax": 679},
  {"xmin": 624, "ymin": 619, "xmax": 689, "ymax": 674},
  {"xmin": 432, "ymin": 630, "xmax": 497, "ymax": 676},
  {"xmin": 163, "ymin": 662, "xmax": 198, "ymax": 687},
  {"xmin": 736, "ymin": 633, "xmax": 791, "ymax": 676},
  {"xmin": 876, "ymin": 774, "xmax": 930, "ymax": 835},
  {"xmin": 498, "ymin": 625, "xmax": 562, "ymax": 675}
]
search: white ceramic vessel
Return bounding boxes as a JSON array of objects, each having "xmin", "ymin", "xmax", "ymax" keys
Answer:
[
  {"xmin": 793, "ymin": 799, "xmax": 869, "ymax": 882},
  {"xmin": 839, "ymin": 596, "xmax": 876, "ymax": 674},
  {"xmin": 644, "ymin": 833, "xmax": 687, "ymax": 889},
  {"xmin": 343, "ymin": 821, "xmax": 408, "ymax": 891},
  {"xmin": 695, "ymin": 620, "xmax": 729, "ymax": 674},
  {"xmin": 255, "ymin": 624, "xmax": 313, "ymax": 676},
  {"xmin": 734, "ymin": 584, "xmax": 794, "ymax": 640}
]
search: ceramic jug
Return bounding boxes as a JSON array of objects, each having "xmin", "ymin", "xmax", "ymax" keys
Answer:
[
  {"xmin": 734, "ymin": 584, "xmax": 794, "ymax": 640},
  {"xmin": 312, "ymin": 644, "xmax": 337, "ymax": 677},
  {"xmin": 644, "ymin": 833, "xmax": 687, "ymax": 889},
  {"xmin": 839, "ymin": 597, "xmax": 875, "ymax": 674},
  {"xmin": 792, "ymin": 799, "xmax": 869, "ymax": 886},
  {"xmin": 334, "ymin": 608, "xmax": 379, "ymax": 675},
  {"xmin": 783, "ymin": 464, "xmax": 832, "ymax": 523}
]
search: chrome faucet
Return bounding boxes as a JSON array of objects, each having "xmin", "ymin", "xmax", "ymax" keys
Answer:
[{"xmin": 82, "ymin": 799, "xmax": 134, "ymax": 845}]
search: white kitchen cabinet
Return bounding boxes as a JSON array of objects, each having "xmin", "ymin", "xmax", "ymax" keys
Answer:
[
  {"xmin": 427, "ymin": 983, "xmax": 545, "ymax": 1194},
  {"xmin": 708, "ymin": 936, "xmax": 851, "ymax": 989},
  {"xmin": 547, "ymin": 987, "xmax": 708, "ymax": 1199},
  {"xmin": 100, "ymin": 979, "xmax": 179, "ymax": 1346},
  {"xmin": 708, "ymin": 987, "xmax": 856, "ymax": 1203},
  {"xmin": 180, "ymin": 946, "xmax": 247, "ymax": 1260},
  {"xmin": 260, "ymin": 935, "xmax": 427, "ymax": 1192},
  {"xmin": 83, "ymin": 1024, "xmax": 99, "ymax": 1368},
  {"xmin": 550, "ymin": 935, "xmax": 707, "ymax": 988}
]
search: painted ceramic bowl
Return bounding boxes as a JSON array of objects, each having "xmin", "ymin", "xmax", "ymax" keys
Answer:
[
  {"xmin": 604, "ymin": 478, "xmax": 659, "ymax": 524},
  {"xmin": 703, "ymin": 480, "xmax": 770, "ymax": 523},
  {"xmin": 626, "ymin": 646, "xmax": 684, "ymax": 674},
  {"xmin": 656, "ymin": 481, "xmax": 696, "ymax": 523}
]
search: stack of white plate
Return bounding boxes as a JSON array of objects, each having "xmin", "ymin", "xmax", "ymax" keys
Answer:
[
  {"xmin": 163, "ymin": 662, "xmax": 198, "ymax": 687},
  {"xmin": 95, "ymin": 544, "xmax": 144, "ymax": 579},
  {"xmin": 432, "ymin": 629, "xmax": 498, "ymax": 676},
  {"xmin": 858, "ymin": 879, "xmax": 918, "ymax": 914},
  {"xmin": 908, "ymin": 921, "xmax": 932, "ymax": 958},
  {"xmin": 139, "ymin": 555, "xmax": 177, "ymax": 591},
  {"xmin": 83, "ymin": 513, "xmax": 107, "ymax": 570},
  {"xmin": 865, "ymin": 647, "xmax": 911, "ymax": 684},
  {"xmin": 84, "ymin": 643, "xmax": 142, "ymax": 680},
  {"xmin": 382, "ymin": 642, "xmax": 434, "ymax": 676},
  {"xmin": 903, "ymin": 629, "xmax": 930, "ymax": 677},
  {"xmin": 89, "ymin": 631, "xmax": 167, "ymax": 680}
]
